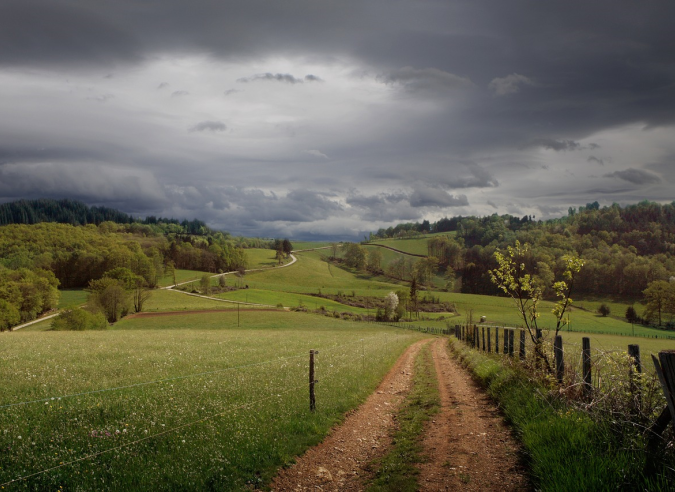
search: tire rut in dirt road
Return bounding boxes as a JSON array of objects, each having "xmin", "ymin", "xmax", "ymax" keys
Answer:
[
  {"xmin": 417, "ymin": 338, "xmax": 529, "ymax": 491},
  {"xmin": 270, "ymin": 338, "xmax": 432, "ymax": 491}
]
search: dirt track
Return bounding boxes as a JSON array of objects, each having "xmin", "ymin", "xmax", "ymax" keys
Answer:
[
  {"xmin": 270, "ymin": 337, "xmax": 529, "ymax": 491},
  {"xmin": 417, "ymin": 338, "xmax": 528, "ymax": 491},
  {"xmin": 271, "ymin": 339, "xmax": 431, "ymax": 491}
]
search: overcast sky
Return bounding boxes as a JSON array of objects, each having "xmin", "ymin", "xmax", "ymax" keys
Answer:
[{"xmin": 1, "ymin": 1, "xmax": 674, "ymax": 239}]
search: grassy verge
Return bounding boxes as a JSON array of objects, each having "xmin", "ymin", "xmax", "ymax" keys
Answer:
[
  {"xmin": 448, "ymin": 338, "xmax": 672, "ymax": 491},
  {"xmin": 368, "ymin": 341, "xmax": 440, "ymax": 491}
]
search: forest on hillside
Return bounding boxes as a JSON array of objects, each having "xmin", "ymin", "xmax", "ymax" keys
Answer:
[
  {"xmin": 366, "ymin": 200, "xmax": 675, "ymax": 311},
  {"xmin": 0, "ymin": 220, "xmax": 255, "ymax": 330}
]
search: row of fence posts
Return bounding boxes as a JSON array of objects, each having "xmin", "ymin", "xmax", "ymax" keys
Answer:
[{"xmin": 452, "ymin": 324, "xmax": 646, "ymax": 397}]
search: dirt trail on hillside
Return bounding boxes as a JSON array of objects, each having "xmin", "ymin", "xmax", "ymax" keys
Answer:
[
  {"xmin": 270, "ymin": 338, "xmax": 431, "ymax": 491},
  {"xmin": 417, "ymin": 338, "xmax": 529, "ymax": 491}
]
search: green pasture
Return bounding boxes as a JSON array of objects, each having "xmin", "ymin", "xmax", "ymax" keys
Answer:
[
  {"xmin": 214, "ymin": 289, "xmax": 368, "ymax": 314},
  {"xmin": 136, "ymin": 289, "xmax": 241, "ymax": 312},
  {"xmin": 0, "ymin": 312, "xmax": 423, "ymax": 490},
  {"xmin": 291, "ymin": 241, "xmax": 331, "ymax": 251},
  {"xmin": 157, "ymin": 269, "xmax": 206, "ymax": 287},
  {"xmin": 245, "ymin": 248, "xmax": 293, "ymax": 269},
  {"xmin": 366, "ymin": 238, "xmax": 429, "ymax": 256},
  {"xmin": 57, "ymin": 289, "xmax": 88, "ymax": 308},
  {"xmin": 243, "ymin": 251, "xmax": 401, "ymax": 296}
]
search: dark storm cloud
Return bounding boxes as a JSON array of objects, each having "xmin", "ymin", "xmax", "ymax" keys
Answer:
[
  {"xmin": 409, "ymin": 188, "xmax": 468, "ymax": 208},
  {"xmin": 1, "ymin": 0, "xmax": 674, "ymax": 238},
  {"xmin": 488, "ymin": 73, "xmax": 535, "ymax": 96},
  {"xmin": 435, "ymin": 163, "xmax": 499, "ymax": 189},
  {"xmin": 605, "ymin": 168, "xmax": 661, "ymax": 185},
  {"xmin": 588, "ymin": 156, "xmax": 605, "ymax": 165},
  {"xmin": 0, "ymin": 1, "xmax": 140, "ymax": 67},
  {"xmin": 189, "ymin": 121, "xmax": 227, "ymax": 133}
]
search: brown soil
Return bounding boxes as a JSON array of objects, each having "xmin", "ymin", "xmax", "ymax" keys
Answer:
[
  {"xmin": 125, "ymin": 308, "xmax": 280, "ymax": 318},
  {"xmin": 270, "ymin": 339, "xmax": 432, "ymax": 491},
  {"xmin": 417, "ymin": 338, "xmax": 529, "ymax": 491}
]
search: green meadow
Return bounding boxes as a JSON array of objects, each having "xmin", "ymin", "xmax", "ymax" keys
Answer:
[{"xmin": 0, "ymin": 313, "xmax": 422, "ymax": 490}]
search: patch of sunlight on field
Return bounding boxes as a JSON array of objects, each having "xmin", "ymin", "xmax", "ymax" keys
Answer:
[
  {"xmin": 215, "ymin": 289, "xmax": 368, "ymax": 314},
  {"xmin": 244, "ymin": 251, "xmax": 402, "ymax": 295}
]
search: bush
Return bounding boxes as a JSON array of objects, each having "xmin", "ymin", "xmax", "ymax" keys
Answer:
[
  {"xmin": 51, "ymin": 308, "xmax": 107, "ymax": 331},
  {"xmin": 598, "ymin": 303, "xmax": 611, "ymax": 317}
]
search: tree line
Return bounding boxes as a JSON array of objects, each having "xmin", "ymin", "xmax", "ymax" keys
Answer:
[{"xmin": 0, "ymin": 221, "xmax": 253, "ymax": 330}]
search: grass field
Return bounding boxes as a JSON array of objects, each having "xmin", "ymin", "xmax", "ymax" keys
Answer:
[
  {"xmin": 157, "ymin": 269, "xmax": 206, "ymax": 288},
  {"xmin": 0, "ymin": 312, "xmax": 423, "ymax": 490},
  {"xmin": 57, "ymin": 289, "xmax": 88, "ymax": 308}
]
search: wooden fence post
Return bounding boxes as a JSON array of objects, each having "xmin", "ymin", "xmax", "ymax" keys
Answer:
[
  {"xmin": 474, "ymin": 325, "xmax": 479, "ymax": 349},
  {"xmin": 487, "ymin": 327, "xmax": 491, "ymax": 353},
  {"xmin": 503, "ymin": 329, "xmax": 509, "ymax": 355},
  {"xmin": 628, "ymin": 344, "xmax": 642, "ymax": 413},
  {"xmin": 482, "ymin": 326, "xmax": 486, "ymax": 351},
  {"xmin": 495, "ymin": 327, "xmax": 499, "ymax": 355},
  {"xmin": 519, "ymin": 329, "xmax": 526, "ymax": 360},
  {"xmin": 508, "ymin": 329, "xmax": 515, "ymax": 357},
  {"xmin": 582, "ymin": 337, "xmax": 592, "ymax": 397},
  {"xmin": 554, "ymin": 335, "xmax": 564, "ymax": 384},
  {"xmin": 309, "ymin": 349, "xmax": 316, "ymax": 411},
  {"xmin": 628, "ymin": 344, "xmax": 642, "ymax": 373}
]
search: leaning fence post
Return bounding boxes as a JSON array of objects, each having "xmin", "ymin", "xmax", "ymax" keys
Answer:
[
  {"xmin": 487, "ymin": 327, "xmax": 491, "ymax": 353},
  {"xmin": 582, "ymin": 337, "xmax": 592, "ymax": 397},
  {"xmin": 519, "ymin": 330, "xmax": 526, "ymax": 360},
  {"xmin": 554, "ymin": 335, "xmax": 564, "ymax": 383},
  {"xmin": 309, "ymin": 349, "xmax": 317, "ymax": 411}
]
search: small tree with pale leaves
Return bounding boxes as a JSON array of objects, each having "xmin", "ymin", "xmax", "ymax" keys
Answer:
[{"xmin": 384, "ymin": 292, "xmax": 399, "ymax": 321}]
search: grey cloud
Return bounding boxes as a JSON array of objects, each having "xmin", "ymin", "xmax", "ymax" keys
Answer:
[
  {"xmin": 303, "ymin": 149, "xmax": 328, "ymax": 159},
  {"xmin": 436, "ymin": 163, "xmax": 499, "ymax": 189},
  {"xmin": 189, "ymin": 121, "xmax": 227, "ymax": 133},
  {"xmin": 224, "ymin": 89, "xmax": 241, "ymax": 96},
  {"xmin": 530, "ymin": 139, "xmax": 583, "ymax": 151},
  {"xmin": 304, "ymin": 74, "xmax": 323, "ymax": 82},
  {"xmin": 87, "ymin": 94, "xmax": 115, "ymax": 103},
  {"xmin": 409, "ymin": 188, "xmax": 468, "ymax": 208},
  {"xmin": 0, "ymin": 1, "xmax": 140, "ymax": 67},
  {"xmin": 588, "ymin": 156, "xmax": 605, "ymax": 165},
  {"xmin": 378, "ymin": 67, "xmax": 474, "ymax": 95},
  {"xmin": 157, "ymin": 82, "xmax": 169, "ymax": 90},
  {"xmin": 605, "ymin": 168, "xmax": 661, "ymax": 185},
  {"xmin": 489, "ymin": 73, "xmax": 534, "ymax": 96},
  {"xmin": 171, "ymin": 90, "xmax": 189, "ymax": 97},
  {"xmin": 0, "ymin": 161, "xmax": 167, "ymax": 211},
  {"xmin": 487, "ymin": 200, "xmax": 498, "ymax": 209},
  {"xmin": 237, "ymin": 73, "xmax": 304, "ymax": 84}
]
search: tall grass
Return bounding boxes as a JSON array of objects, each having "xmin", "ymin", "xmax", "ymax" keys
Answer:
[{"xmin": 449, "ymin": 338, "xmax": 674, "ymax": 491}]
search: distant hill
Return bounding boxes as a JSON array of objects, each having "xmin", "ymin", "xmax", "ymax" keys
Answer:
[
  {"xmin": 0, "ymin": 198, "xmax": 134, "ymax": 226},
  {"xmin": 0, "ymin": 198, "xmax": 211, "ymax": 234}
]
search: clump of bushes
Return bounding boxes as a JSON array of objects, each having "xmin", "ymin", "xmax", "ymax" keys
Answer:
[{"xmin": 51, "ymin": 308, "xmax": 108, "ymax": 331}]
